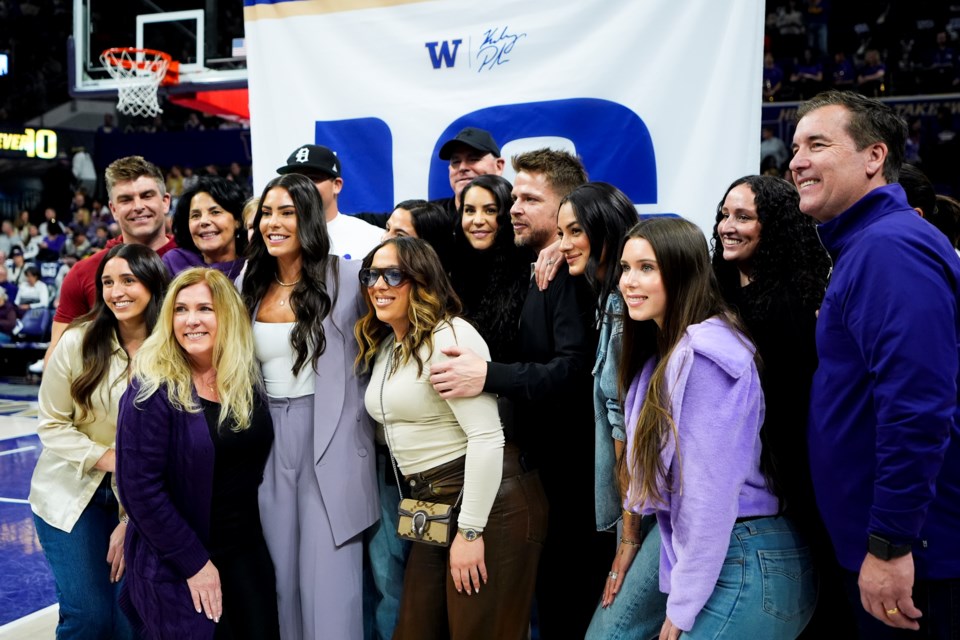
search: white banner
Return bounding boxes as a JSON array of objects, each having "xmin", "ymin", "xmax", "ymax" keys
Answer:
[{"xmin": 244, "ymin": 0, "xmax": 764, "ymax": 233}]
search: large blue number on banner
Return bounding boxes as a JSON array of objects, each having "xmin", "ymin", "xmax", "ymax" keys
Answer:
[{"xmin": 315, "ymin": 98, "xmax": 657, "ymax": 214}]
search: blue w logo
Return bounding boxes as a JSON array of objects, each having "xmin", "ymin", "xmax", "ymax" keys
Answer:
[{"xmin": 424, "ymin": 40, "xmax": 462, "ymax": 69}]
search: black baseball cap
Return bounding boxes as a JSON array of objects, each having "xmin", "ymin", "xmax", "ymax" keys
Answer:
[
  {"xmin": 438, "ymin": 127, "xmax": 501, "ymax": 160},
  {"xmin": 10, "ymin": 246, "xmax": 23, "ymax": 257},
  {"xmin": 277, "ymin": 144, "xmax": 342, "ymax": 179}
]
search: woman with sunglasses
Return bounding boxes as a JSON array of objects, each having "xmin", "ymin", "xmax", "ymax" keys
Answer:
[
  {"xmin": 241, "ymin": 173, "xmax": 377, "ymax": 640},
  {"xmin": 357, "ymin": 236, "xmax": 546, "ymax": 640}
]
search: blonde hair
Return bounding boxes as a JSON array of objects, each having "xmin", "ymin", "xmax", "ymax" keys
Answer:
[{"xmin": 133, "ymin": 267, "xmax": 260, "ymax": 431}]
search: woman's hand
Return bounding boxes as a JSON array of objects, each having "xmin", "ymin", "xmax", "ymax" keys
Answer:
[
  {"xmin": 660, "ymin": 616, "xmax": 681, "ymax": 640},
  {"xmin": 450, "ymin": 534, "xmax": 487, "ymax": 595},
  {"xmin": 93, "ymin": 449, "xmax": 116, "ymax": 472},
  {"xmin": 106, "ymin": 520, "xmax": 126, "ymax": 582},
  {"xmin": 601, "ymin": 540, "xmax": 640, "ymax": 608},
  {"xmin": 186, "ymin": 560, "xmax": 222, "ymax": 622},
  {"xmin": 534, "ymin": 239, "xmax": 563, "ymax": 291}
]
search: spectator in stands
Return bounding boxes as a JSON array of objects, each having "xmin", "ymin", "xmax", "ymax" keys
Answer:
[
  {"xmin": 165, "ymin": 165, "xmax": 185, "ymax": 202},
  {"xmin": 790, "ymin": 48, "xmax": 824, "ymax": 98},
  {"xmin": 53, "ymin": 253, "xmax": 78, "ymax": 308},
  {"xmin": 96, "ymin": 113, "xmax": 117, "ymax": 135},
  {"xmin": 760, "ymin": 126, "xmax": 790, "ymax": 173},
  {"xmin": 72, "ymin": 146, "xmax": 97, "ymax": 196},
  {"xmin": 857, "ymin": 49, "xmax": 886, "ymax": 96},
  {"xmin": 8, "ymin": 246, "xmax": 27, "ymax": 285},
  {"xmin": 15, "ymin": 209, "xmax": 31, "ymax": 244},
  {"xmin": 772, "ymin": 0, "xmax": 806, "ymax": 59},
  {"xmin": 926, "ymin": 31, "xmax": 958, "ymax": 93},
  {"xmin": 832, "ymin": 51, "xmax": 856, "ymax": 88},
  {"xmin": 66, "ymin": 230, "xmax": 92, "ymax": 258},
  {"xmin": 90, "ymin": 224, "xmax": 109, "ymax": 250},
  {"xmin": 0, "ymin": 263, "xmax": 17, "ymax": 301},
  {"xmin": 276, "ymin": 144, "xmax": 383, "ymax": 260},
  {"xmin": 38, "ymin": 207, "xmax": 57, "ymax": 237},
  {"xmin": 183, "ymin": 113, "xmax": 204, "ymax": 131},
  {"xmin": 29, "ymin": 244, "xmax": 168, "ymax": 640},
  {"xmin": 117, "ymin": 268, "xmax": 280, "ymax": 640},
  {"xmin": 182, "ymin": 166, "xmax": 199, "ymax": 192},
  {"xmin": 805, "ymin": 0, "xmax": 829, "ymax": 57},
  {"xmin": 15, "ymin": 265, "xmax": 49, "ymax": 312},
  {"xmin": 763, "ymin": 53, "xmax": 785, "ymax": 101},
  {"xmin": 163, "ymin": 176, "xmax": 247, "ymax": 279},
  {"xmin": 0, "ymin": 287, "xmax": 16, "ymax": 343},
  {"xmin": 0, "ymin": 220, "xmax": 23, "ymax": 256},
  {"xmin": 23, "ymin": 224, "xmax": 43, "ymax": 260},
  {"xmin": 37, "ymin": 220, "xmax": 66, "ymax": 262}
]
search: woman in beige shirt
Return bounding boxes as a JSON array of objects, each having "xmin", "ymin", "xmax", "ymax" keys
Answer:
[
  {"xmin": 29, "ymin": 243, "xmax": 169, "ymax": 640},
  {"xmin": 357, "ymin": 237, "xmax": 547, "ymax": 640}
]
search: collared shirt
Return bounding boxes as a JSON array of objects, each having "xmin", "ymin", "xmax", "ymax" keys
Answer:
[{"xmin": 29, "ymin": 324, "xmax": 129, "ymax": 532}]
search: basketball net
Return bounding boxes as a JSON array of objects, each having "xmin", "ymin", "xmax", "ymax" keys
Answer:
[{"xmin": 100, "ymin": 48, "xmax": 171, "ymax": 118}]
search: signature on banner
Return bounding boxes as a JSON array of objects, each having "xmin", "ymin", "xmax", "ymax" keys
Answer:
[{"xmin": 477, "ymin": 26, "xmax": 527, "ymax": 72}]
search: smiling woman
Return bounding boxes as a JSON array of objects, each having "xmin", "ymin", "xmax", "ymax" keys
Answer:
[
  {"xmin": 163, "ymin": 176, "xmax": 248, "ymax": 280},
  {"xmin": 117, "ymin": 268, "xmax": 279, "ymax": 640},
  {"xmin": 29, "ymin": 243, "xmax": 169, "ymax": 640}
]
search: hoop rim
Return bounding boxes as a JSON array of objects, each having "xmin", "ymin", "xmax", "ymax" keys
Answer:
[{"xmin": 100, "ymin": 47, "xmax": 173, "ymax": 70}]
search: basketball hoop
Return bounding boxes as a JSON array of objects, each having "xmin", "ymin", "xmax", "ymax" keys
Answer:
[{"xmin": 100, "ymin": 48, "xmax": 178, "ymax": 118}]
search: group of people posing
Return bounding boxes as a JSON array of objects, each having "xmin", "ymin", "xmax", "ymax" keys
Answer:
[{"xmin": 27, "ymin": 87, "xmax": 960, "ymax": 640}]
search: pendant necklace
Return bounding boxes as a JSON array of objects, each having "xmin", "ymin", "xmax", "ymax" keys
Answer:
[{"xmin": 275, "ymin": 273, "xmax": 301, "ymax": 306}]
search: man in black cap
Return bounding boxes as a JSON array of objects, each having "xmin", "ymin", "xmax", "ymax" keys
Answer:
[
  {"xmin": 435, "ymin": 126, "xmax": 506, "ymax": 223},
  {"xmin": 277, "ymin": 144, "xmax": 383, "ymax": 260}
]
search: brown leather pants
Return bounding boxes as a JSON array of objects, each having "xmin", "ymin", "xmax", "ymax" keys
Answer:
[{"xmin": 393, "ymin": 443, "xmax": 548, "ymax": 640}]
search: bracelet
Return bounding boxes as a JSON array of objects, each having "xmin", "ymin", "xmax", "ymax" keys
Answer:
[
  {"xmin": 120, "ymin": 515, "xmax": 129, "ymax": 524},
  {"xmin": 620, "ymin": 537, "xmax": 641, "ymax": 546}
]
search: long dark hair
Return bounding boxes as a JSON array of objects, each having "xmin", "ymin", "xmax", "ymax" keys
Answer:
[
  {"xmin": 710, "ymin": 175, "xmax": 830, "ymax": 317},
  {"xmin": 355, "ymin": 237, "xmax": 462, "ymax": 377},
  {"xmin": 70, "ymin": 244, "xmax": 168, "ymax": 424},
  {"xmin": 560, "ymin": 182, "xmax": 639, "ymax": 310},
  {"xmin": 619, "ymin": 217, "xmax": 751, "ymax": 508},
  {"xmin": 241, "ymin": 173, "xmax": 338, "ymax": 376},
  {"xmin": 449, "ymin": 174, "xmax": 528, "ymax": 360},
  {"xmin": 394, "ymin": 199, "xmax": 454, "ymax": 267},
  {"xmin": 172, "ymin": 175, "xmax": 248, "ymax": 260}
]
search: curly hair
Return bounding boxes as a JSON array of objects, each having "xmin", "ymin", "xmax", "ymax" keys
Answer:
[
  {"xmin": 241, "ymin": 173, "xmax": 339, "ymax": 376},
  {"xmin": 711, "ymin": 175, "xmax": 830, "ymax": 318},
  {"xmin": 449, "ymin": 175, "xmax": 528, "ymax": 361},
  {"xmin": 355, "ymin": 237, "xmax": 463, "ymax": 377}
]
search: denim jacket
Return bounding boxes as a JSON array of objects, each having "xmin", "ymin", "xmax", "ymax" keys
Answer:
[{"xmin": 594, "ymin": 293, "xmax": 625, "ymax": 531}]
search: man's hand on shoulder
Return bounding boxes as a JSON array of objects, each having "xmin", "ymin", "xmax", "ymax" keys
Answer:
[
  {"xmin": 429, "ymin": 346, "xmax": 487, "ymax": 399},
  {"xmin": 858, "ymin": 552, "xmax": 922, "ymax": 630}
]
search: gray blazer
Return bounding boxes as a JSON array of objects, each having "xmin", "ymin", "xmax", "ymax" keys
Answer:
[{"xmin": 245, "ymin": 257, "xmax": 379, "ymax": 545}]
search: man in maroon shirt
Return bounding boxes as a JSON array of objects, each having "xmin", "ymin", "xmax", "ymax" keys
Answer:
[{"xmin": 39, "ymin": 156, "xmax": 176, "ymax": 368}]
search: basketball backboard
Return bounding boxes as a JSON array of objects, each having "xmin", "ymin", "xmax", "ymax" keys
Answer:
[{"xmin": 71, "ymin": 0, "xmax": 247, "ymax": 98}]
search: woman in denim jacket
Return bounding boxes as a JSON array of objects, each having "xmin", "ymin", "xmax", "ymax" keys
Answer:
[{"xmin": 556, "ymin": 183, "xmax": 666, "ymax": 639}]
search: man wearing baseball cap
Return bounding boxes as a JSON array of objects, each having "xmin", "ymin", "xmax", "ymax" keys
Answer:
[
  {"xmin": 435, "ymin": 127, "xmax": 505, "ymax": 222},
  {"xmin": 277, "ymin": 144, "xmax": 383, "ymax": 260}
]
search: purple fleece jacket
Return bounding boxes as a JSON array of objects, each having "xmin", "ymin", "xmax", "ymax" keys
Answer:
[{"xmin": 623, "ymin": 317, "xmax": 777, "ymax": 631}]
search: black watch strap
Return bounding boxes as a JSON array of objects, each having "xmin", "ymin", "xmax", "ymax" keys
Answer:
[{"xmin": 868, "ymin": 534, "xmax": 912, "ymax": 561}]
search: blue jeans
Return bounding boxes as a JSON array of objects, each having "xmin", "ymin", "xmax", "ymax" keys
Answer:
[
  {"xmin": 33, "ymin": 479, "xmax": 137, "ymax": 640},
  {"xmin": 842, "ymin": 570, "xmax": 960, "ymax": 639},
  {"xmin": 363, "ymin": 450, "xmax": 411, "ymax": 640},
  {"xmin": 685, "ymin": 516, "xmax": 816, "ymax": 639},
  {"xmin": 586, "ymin": 519, "xmax": 667, "ymax": 640}
]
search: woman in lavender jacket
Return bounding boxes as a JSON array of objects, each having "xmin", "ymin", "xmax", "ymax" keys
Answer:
[{"xmin": 613, "ymin": 217, "xmax": 816, "ymax": 639}]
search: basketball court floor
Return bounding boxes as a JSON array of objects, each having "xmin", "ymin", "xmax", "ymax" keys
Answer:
[{"xmin": 0, "ymin": 381, "xmax": 58, "ymax": 640}]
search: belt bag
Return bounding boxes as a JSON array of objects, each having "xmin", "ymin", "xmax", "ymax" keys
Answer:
[{"xmin": 397, "ymin": 498, "xmax": 457, "ymax": 547}]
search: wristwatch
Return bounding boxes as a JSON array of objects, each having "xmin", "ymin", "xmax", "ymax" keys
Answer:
[
  {"xmin": 867, "ymin": 534, "xmax": 911, "ymax": 561},
  {"xmin": 458, "ymin": 528, "xmax": 482, "ymax": 542}
]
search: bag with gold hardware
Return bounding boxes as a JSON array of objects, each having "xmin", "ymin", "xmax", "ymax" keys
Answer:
[{"xmin": 396, "ymin": 498, "xmax": 457, "ymax": 547}]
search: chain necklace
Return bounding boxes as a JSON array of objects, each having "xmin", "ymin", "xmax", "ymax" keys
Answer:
[{"xmin": 274, "ymin": 273, "xmax": 301, "ymax": 306}]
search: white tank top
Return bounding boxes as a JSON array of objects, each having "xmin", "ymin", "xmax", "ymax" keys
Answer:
[{"xmin": 253, "ymin": 321, "xmax": 315, "ymax": 398}]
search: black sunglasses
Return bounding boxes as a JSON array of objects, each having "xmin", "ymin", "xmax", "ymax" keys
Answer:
[{"xmin": 359, "ymin": 267, "xmax": 408, "ymax": 288}]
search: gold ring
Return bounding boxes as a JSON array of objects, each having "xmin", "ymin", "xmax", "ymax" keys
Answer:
[{"xmin": 886, "ymin": 607, "xmax": 899, "ymax": 615}]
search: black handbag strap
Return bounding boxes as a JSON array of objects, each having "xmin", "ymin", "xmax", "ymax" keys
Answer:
[{"xmin": 379, "ymin": 337, "xmax": 463, "ymax": 509}]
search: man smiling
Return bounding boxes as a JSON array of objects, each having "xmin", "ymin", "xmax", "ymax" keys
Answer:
[
  {"xmin": 792, "ymin": 91, "xmax": 960, "ymax": 637},
  {"xmin": 42, "ymin": 156, "xmax": 175, "ymax": 367}
]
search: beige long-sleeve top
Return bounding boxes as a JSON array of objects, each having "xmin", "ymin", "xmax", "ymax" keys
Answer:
[
  {"xmin": 29, "ymin": 324, "xmax": 129, "ymax": 532},
  {"xmin": 365, "ymin": 317, "xmax": 504, "ymax": 531}
]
